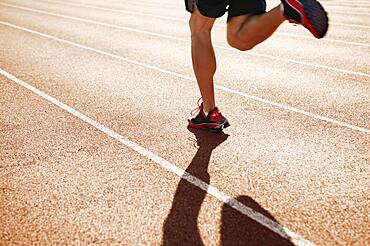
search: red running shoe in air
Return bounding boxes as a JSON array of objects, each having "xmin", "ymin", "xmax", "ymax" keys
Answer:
[{"xmin": 281, "ymin": 0, "xmax": 329, "ymax": 38}]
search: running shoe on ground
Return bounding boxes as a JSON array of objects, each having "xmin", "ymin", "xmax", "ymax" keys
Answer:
[
  {"xmin": 281, "ymin": 0, "xmax": 329, "ymax": 38},
  {"xmin": 188, "ymin": 99, "xmax": 230, "ymax": 132}
]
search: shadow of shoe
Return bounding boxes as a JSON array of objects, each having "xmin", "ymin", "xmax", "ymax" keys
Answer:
[{"xmin": 187, "ymin": 126, "xmax": 230, "ymax": 154}]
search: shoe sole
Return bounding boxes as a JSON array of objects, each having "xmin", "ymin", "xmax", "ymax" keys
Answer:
[
  {"xmin": 286, "ymin": 0, "xmax": 329, "ymax": 38},
  {"xmin": 188, "ymin": 119, "xmax": 230, "ymax": 132},
  {"xmin": 210, "ymin": 121, "xmax": 230, "ymax": 133}
]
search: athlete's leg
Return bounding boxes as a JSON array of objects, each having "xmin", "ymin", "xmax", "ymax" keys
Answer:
[
  {"xmin": 227, "ymin": 0, "xmax": 329, "ymax": 51},
  {"xmin": 227, "ymin": 5, "xmax": 285, "ymax": 51},
  {"xmin": 189, "ymin": 8, "xmax": 216, "ymax": 113}
]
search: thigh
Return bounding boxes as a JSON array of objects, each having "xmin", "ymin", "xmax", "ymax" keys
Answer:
[
  {"xmin": 185, "ymin": 0, "xmax": 228, "ymax": 18},
  {"xmin": 227, "ymin": 0, "xmax": 266, "ymax": 21},
  {"xmin": 226, "ymin": 0, "xmax": 267, "ymax": 34}
]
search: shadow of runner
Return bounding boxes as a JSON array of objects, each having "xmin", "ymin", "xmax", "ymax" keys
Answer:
[
  {"xmin": 162, "ymin": 128, "xmax": 229, "ymax": 246},
  {"xmin": 221, "ymin": 196, "xmax": 294, "ymax": 246}
]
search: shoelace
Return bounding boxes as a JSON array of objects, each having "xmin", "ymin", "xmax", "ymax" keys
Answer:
[{"xmin": 190, "ymin": 97, "xmax": 203, "ymax": 117}]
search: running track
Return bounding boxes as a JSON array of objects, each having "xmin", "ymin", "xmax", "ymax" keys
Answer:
[{"xmin": 0, "ymin": 0, "xmax": 369, "ymax": 245}]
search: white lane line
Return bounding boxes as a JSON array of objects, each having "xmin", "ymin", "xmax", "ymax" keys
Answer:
[
  {"xmin": 2, "ymin": 2, "xmax": 369, "ymax": 48},
  {"xmin": 35, "ymin": 0, "xmax": 370, "ymax": 29},
  {"xmin": 323, "ymin": 0, "xmax": 370, "ymax": 3},
  {"xmin": 323, "ymin": 2, "xmax": 370, "ymax": 7},
  {"xmin": 329, "ymin": 11, "xmax": 370, "ymax": 16},
  {"xmin": 53, "ymin": 0, "xmax": 370, "ymax": 15},
  {"xmin": 331, "ymin": 1, "xmax": 370, "ymax": 4},
  {"xmin": 2, "ymin": 4, "xmax": 370, "ymax": 78},
  {"xmin": 216, "ymin": 85, "xmax": 370, "ymax": 134},
  {"xmin": 136, "ymin": 0, "xmax": 370, "ymax": 8},
  {"xmin": 275, "ymin": 32, "xmax": 370, "ymax": 47},
  {"xmin": 1, "ymin": 21, "xmax": 369, "ymax": 134},
  {"xmin": 330, "ymin": 22, "xmax": 370, "ymax": 29},
  {"xmin": 335, "ymin": 0, "xmax": 370, "ymax": 2},
  {"xmin": 0, "ymin": 68, "xmax": 315, "ymax": 246},
  {"xmin": 328, "ymin": 5, "xmax": 370, "ymax": 7},
  {"xmin": 50, "ymin": 0, "xmax": 370, "ymax": 6},
  {"xmin": 332, "ymin": 4, "xmax": 370, "ymax": 7}
]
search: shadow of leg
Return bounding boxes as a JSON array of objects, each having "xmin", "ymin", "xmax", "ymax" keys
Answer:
[
  {"xmin": 162, "ymin": 129, "xmax": 229, "ymax": 246},
  {"xmin": 221, "ymin": 196, "xmax": 294, "ymax": 246}
]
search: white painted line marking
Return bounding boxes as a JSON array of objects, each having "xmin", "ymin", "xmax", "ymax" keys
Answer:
[
  {"xmin": 57, "ymin": 0, "xmax": 370, "ymax": 15},
  {"xmin": 60, "ymin": 0, "xmax": 370, "ymax": 7},
  {"xmin": 335, "ymin": 0, "xmax": 370, "ymax": 2},
  {"xmin": 39, "ymin": 0, "xmax": 186, "ymax": 21},
  {"xmin": 1, "ymin": 21, "xmax": 369, "ymax": 134},
  {"xmin": 330, "ymin": 22, "xmax": 370, "ymax": 29},
  {"xmin": 272, "ymin": 32, "xmax": 370, "ymax": 47},
  {"xmin": 2, "ymin": 3, "xmax": 370, "ymax": 77},
  {"xmin": 0, "ymin": 68, "xmax": 315, "ymax": 246},
  {"xmin": 2, "ymin": 2, "xmax": 369, "ymax": 48},
  {"xmin": 35, "ymin": 0, "xmax": 370, "ymax": 29},
  {"xmin": 216, "ymin": 85, "xmax": 370, "ymax": 134},
  {"xmin": 322, "ymin": 2, "xmax": 370, "ymax": 8},
  {"xmin": 331, "ymin": 0, "xmax": 370, "ymax": 4},
  {"xmin": 329, "ymin": 11, "xmax": 370, "ymax": 16},
  {"xmin": 323, "ymin": 0, "xmax": 370, "ymax": 3}
]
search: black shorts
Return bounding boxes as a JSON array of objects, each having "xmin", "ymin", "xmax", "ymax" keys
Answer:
[{"xmin": 185, "ymin": 0, "xmax": 266, "ymax": 20}]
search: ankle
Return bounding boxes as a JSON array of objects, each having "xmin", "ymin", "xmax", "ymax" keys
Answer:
[{"xmin": 203, "ymin": 105, "xmax": 215, "ymax": 114}]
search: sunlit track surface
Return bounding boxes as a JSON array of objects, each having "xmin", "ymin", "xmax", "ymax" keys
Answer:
[{"xmin": 0, "ymin": 0, "xmax": 369, "ymax": 245}]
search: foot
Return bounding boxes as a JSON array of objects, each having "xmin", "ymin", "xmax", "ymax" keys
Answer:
[
  {"xmin": 281, "ymin": 0, "xmax": 329, "ymax": 38},
  {"xmin": 188, "ymin": 101, "xmax": 230, "ymax": 132}
]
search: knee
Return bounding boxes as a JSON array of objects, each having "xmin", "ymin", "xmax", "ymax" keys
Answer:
[
  {"xmin": 232, "ymin": 43, "xmax": 255, "ymax": 52},
  {"xmin": 189, "ymin": 17, "xmax": 213, "ymax": 40},
  {"xmin": 227, "ymin": 35, "xmax": 255, "ymax": 51}
]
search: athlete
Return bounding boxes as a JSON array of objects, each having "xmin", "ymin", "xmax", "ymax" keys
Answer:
[{"xmin": 186, "ymin": 0, "xmax": 329, "ymax": 131}]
